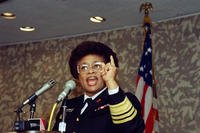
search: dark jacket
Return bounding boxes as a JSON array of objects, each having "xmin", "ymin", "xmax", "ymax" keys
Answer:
[{"xmin": 53, "ymin": 88, "xmax": 144, "ymax": 133}]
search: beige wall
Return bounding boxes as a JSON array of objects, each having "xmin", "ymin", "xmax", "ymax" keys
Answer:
[{"xmin": 0, "ymin": 14, "xmax": 200, "ymax": 132}]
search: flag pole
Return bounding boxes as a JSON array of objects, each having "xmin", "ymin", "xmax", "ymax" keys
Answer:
[{"xmin": 140, "ymin": 2, "xmax": 157, "ymax": 98}]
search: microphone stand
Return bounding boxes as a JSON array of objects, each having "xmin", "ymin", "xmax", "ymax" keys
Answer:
[
  {"xmin": 14, "ymin": 106, "xmax": 30, "ymax": 132},
  {"xmin": 14, "ymin": 100, "xmax": 37, "ymax": 132},
  {"xmin": 29, "ymin": 101, "xmax": 36, "ymax": 119},
  {"xmin": 59, "ymin": 99, "xmax": 68, "ymax": 133},
  {"xmin": 15, "ymin": 108, "xmax": 23, "ymax": 121}
]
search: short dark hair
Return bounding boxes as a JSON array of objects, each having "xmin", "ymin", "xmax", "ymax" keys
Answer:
[{"xmin": 69, "ymin": 41, "xmax": 119, "ymax": 79}]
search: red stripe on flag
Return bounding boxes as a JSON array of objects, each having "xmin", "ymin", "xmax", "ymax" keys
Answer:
[
  {"xmin": 136, "ymin": 75, "xmax": 141, "ymax": 88},
  {"xmin": 140, "ymin": 83, "xmax": 148, "ymax": 117},
  {"xmin": 145, "ymin": 105, "xmax": 154, "ymax": 133},
  {"xmin": 153, "ymin": 107, "xmax": 159, "ymax": 121}
]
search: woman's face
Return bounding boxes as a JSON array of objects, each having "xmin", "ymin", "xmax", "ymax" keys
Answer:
[{"xmin": 77, "ymin": 54, "xmax": 105, "ymax": 96}]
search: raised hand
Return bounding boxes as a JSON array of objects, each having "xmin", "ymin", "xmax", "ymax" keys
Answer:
[{"xmin": 101, "ymin": 55, "xmax": 118, "ymax": 89}]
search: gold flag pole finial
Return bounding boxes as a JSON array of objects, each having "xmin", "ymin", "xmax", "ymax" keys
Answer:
[{"xmin": 140, "ymin": 2, "xmax": 153, "ymax": 24}]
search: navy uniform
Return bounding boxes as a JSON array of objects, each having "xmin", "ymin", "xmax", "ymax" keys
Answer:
[{"xmin": 53, "ymin": 88, "xmax": 144, "ymax": 133}]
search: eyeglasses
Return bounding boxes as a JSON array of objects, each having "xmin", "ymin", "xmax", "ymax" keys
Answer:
[{"xmin": 77, "ymin": 61, "xmax": 104, "ymax": 74}]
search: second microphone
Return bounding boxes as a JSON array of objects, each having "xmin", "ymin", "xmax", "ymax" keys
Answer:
[{"xmin": 56, "ymin": 80, "xmax": 76, "ymax": 103}]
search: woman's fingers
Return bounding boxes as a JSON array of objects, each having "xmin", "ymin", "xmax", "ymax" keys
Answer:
[{"xmin": 110, "ymin": 55, "xmax": 115, "ymax": 67}]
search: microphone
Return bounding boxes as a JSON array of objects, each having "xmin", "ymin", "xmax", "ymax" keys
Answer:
[
  {"xmin": 56, "ymin": 80, "xmax": 76, "ymax": 103},
  {"xmin": 19, "ymin": 79, "xmax": 56, "ymax": 109}
]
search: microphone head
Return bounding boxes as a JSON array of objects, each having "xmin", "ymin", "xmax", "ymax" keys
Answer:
[
  {"xmin": 56, "ymin": 80, "xmax": 76, "ymax": 103},
  {"xmin": 35, "ymin": 79, "xmax": 56, "ymax": 96},
  {"xmin": 63, "ymin": 80, "xmax": 76, "ymax": 92},
  {"xmin": 48, "ymin": 79, "xmax": 56, "ymax": 86}
]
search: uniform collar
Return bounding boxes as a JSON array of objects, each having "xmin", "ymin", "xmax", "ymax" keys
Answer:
[{"xmin": 84, "ymin": 87, "xmax": 107, "ymax": 102}]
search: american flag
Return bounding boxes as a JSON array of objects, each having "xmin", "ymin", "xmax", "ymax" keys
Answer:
[{"xmin": 135, "ymin": 22, "xmax": 159, "ymax": 133}]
